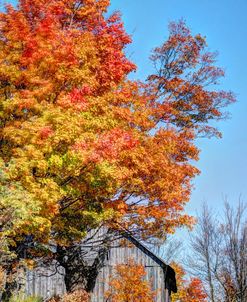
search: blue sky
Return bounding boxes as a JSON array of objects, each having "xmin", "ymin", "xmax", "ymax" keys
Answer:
[
  {"xmin": 1, "ymin": 0, "xmax": 246, "ymax": 217},
  {"xmin": 109, "ymin": 0, "xmax": 247, "ymax": 217}
]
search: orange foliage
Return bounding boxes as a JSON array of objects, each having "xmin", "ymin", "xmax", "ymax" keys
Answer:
[
  {"xmin": 106, "ymin": 260, "xmax": 156, "ymax": 302},
  {"xmin": 149, "ymin": 20, "xmax": 235, "ymax": 138},
  {"xmin": 48, "ymin": 290, "xmax": 89, "ymax": 302},
  {"xmin": 62, "ymin": 290, "xmax": 89, "ymax": 302},
  {"xmin": 171, "ymin": 263, "xmax": 207, "ymax": 302},
  {"xmin": 220, "ymin": 271, "xmax": 237, "ymax": 301},
  {"xmin": 0, "ymin": 1, "xmax": 235, "ymax": 250},
  {"xmin": 0, "ymin": 266, "xmax": 5, "ymax": 291}
]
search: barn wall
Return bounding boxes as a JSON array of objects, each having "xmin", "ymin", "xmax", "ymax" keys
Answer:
[
  {"xmin": 24, "ymin": 229, "xmax": 171, "ymax": 302},
  {"xmin": 90, "ymin": 240, "xmax": 168, "ymax": 302},
  {"xmin": 25, "ymin": 264, "xmax": 66, "ymax": 300}
]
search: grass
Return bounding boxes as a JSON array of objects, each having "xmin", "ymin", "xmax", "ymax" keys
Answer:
[{"xmin": 9, "ymin": 295, "xmax": 43, "ymax": 302}]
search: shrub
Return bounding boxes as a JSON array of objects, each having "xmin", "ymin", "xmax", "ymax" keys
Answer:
[
  {"xmin": 48, "ymin": 290, "xmax": 89, "ymax": 302},
  {"xmin": 63, "ymin": 290, "xmax": 89, "ymax": 302},
  {"xmin": 0, "ymin": 266, "xmax": 5, "ymax": 291}
]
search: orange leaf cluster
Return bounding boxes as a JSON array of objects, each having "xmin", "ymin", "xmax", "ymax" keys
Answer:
[
  {"xmin": 106, "ymin": 259, "xmax": 156, "ymax": 302},
  {"xmin": 171, "ymin": 263, "xmax": 207, "ymax": 302}
]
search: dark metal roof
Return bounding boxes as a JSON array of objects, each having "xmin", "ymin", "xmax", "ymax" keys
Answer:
[{"xmin": 122, "ymin": 231, "xmax": 177, "ymax": 293}]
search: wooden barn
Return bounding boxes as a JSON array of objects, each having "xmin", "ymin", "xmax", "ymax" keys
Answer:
[{"xmin": 24, "ymin": 227, "xmax": 177, "ymax": 301}]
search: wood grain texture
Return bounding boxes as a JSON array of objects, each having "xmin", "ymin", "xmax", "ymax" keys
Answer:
[{"xmin": 24, "ymin": 229, "xmax": 172, "ymax": 302}]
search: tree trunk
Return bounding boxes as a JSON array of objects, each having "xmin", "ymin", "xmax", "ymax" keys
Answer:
[
  {"xmin": 1, "ymin": 264, "xmax": 25, "ymax": 301},
  {"xmin": 56, "ymin": 243, "xmax": 109, "ymax": 293}
]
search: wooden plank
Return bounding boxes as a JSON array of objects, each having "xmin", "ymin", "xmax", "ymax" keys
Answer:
[{"xmin": 23, "ymin": 228, "xmax": 173, "ymax": 302}]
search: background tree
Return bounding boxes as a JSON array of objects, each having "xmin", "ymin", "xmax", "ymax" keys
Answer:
[
  {"xmin": 171, "ymin": 263, "xmax": 207, "ymax": 302},
  {"xmin": 152, "ymin": 235, "xmax": 183, "ymax": 265},
  {"xmin": 186, "ymin": 204, "xmax": 220, "ymax": 302},
  {"xmin": 187, "ymin": 201, "xmax": 247, "ymax": 302},
  {"xmin": 0, "ymin": 0, "xmax": 235, "ymax": 296}
]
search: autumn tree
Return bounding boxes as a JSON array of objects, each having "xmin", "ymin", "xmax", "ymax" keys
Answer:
[
  {"xmin": 105, "ymin": 259, "xmax": 156, "ymax": 302},
  {"xmin": 0, "ymin": 0, "xmax": 235, "ymax": 296},
  {"xmin": 171, "ymin": 263, "xmax": 207, "ymax": 302}
]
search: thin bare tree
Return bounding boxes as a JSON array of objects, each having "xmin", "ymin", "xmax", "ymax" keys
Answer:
[
  {"xmin": 152, "ymin": 235, "xmax": 183, "ymax": 265},
  {"xmin": 187, "ymin": 200, "xmax": 247, "ymax": 302},
  {"xmin": 220, "ymin": 201, "xmax": 247, "ymax": 302}
]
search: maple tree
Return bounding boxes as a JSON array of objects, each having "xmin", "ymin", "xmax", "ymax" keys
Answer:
[
  {"xmin": 171, "ymin": 263, "xmax": 207, "ymax": 302},
  {"xmin": 0, "ymin": 0, "xmax": 235, "ymax": 296},
  {"xmin": 106, "ymin": 260, "xmax": 156, "ymax": 302}
]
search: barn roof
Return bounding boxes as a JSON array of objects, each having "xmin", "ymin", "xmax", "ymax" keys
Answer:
[
  {"xmin": 122, "ymin": 231, "xmax": 177, "ymax": 294},
  {"xmin": 81, "ymin": 226, "xmax": 177, "ymax": 294}
]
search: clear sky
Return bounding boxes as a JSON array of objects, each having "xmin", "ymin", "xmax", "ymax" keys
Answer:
[
  {"xmin": 108, "ymin": 0, "xmax": 247, "ymax": 217},
  {"xmin": 1, "ymin": 0, "xmax": 247, "ymax": 217}
]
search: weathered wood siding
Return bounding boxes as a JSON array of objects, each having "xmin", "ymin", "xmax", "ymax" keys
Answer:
[
  {"xmin": 90, "ymin": 237, "xmax": 169, "ymax": 302},
  {"xmin": 25, "ymin": 228, "xmax": 171, "ymax": 302},
  {"xmin": 25, "ymin": 264, "xmax": 66, "ymax": 300}
]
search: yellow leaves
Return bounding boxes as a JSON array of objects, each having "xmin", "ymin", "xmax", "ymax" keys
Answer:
[
  {"xmin": 194, "ymin": 34, "xmax": 206, "ymax": 47},
  {"xmin": 0, "ymin": 185, "xmax": 43, "ymax": 238},
  {"xmin": 116, "ymin": 201, "xmax": 128, "ymax": 215},
  {"xmin": 24, "ymin": 259, "xmax": 35, "ymax": 270},
  {"xmin": 82, "ymin": 208, "xmax": 115, "ymax": 226},
  {"xmin": 52, "ymin": 207, "xmax": 115, "ymax": 245},
  {"xmin": 48, "ymin": 154, "xmax": 63, "ymax": 171}
]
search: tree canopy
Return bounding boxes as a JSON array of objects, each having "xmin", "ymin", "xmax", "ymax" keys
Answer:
[{"xmin": 0, "ymin": 0, "xmax": 235, "ymax": 254}]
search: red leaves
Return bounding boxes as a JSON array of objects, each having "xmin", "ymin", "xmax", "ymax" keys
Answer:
[
  {"xmin": 187, "ymin": 278, "xmax": 208, "ymax": 302},
  {"xmin": 73, "ymin": 128, "xmax": 139, "ymax": 163},
  {"xmin": 97, "ymin": 128, "xmax": 139, "ymax": 153},
  {"xmin": 39, "ymin": 126, "xmax": 54, "ymax": 140},
  {"xmin": 93, "ymin": 12, "xmax": 136, "ymax": 89},
  {"xmin": 67, "ymin": 87, "xmax": 91, "ymax": 110}
]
